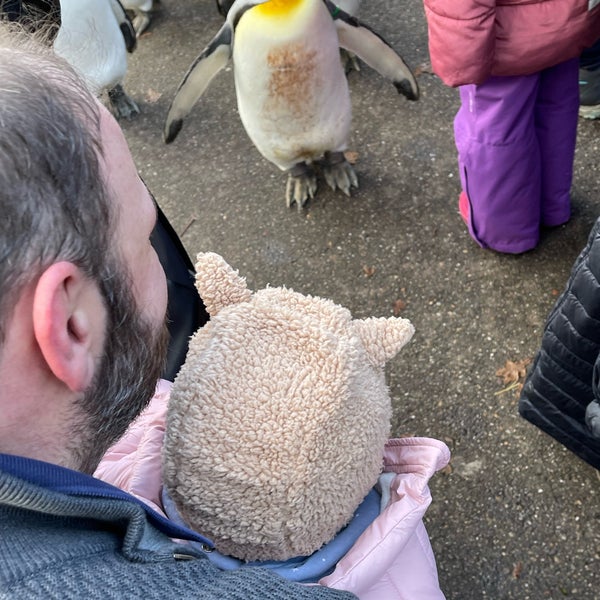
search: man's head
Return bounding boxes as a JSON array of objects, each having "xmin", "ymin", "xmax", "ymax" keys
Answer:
[{"xmin": 0, "ymin": 25, "xmax": 169, "ymax": 473}]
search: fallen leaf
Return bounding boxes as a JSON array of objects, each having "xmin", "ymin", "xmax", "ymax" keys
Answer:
[
  {"xmin": 495, "ymin": 358, "xmax": 532, "ymax": 398},
  {"xmin": 392, "ymin": 298, "xmax": 407, "ymax": 315},
  {"xmin": 414, "ymin": 61, "xmax": 434, "ymax": 76},
  {"xmin": 496, "ymin": 358, "xmax": 531, "ymax": 385},
  {"xmin": 362, "ymin": 265, "xmax": 376, "ymax": 278},
  {"xmin": 440, "ymin": 463, "xmax": 453, "ymax": 476},
  {"xmin": 145, "ymin": 88, "xmax": 162, "ymax": 103},
  {"xmin": 344, "ymin": 150, "xmax": 359, "ymax": 165},
  {"xmin": 513, "ymin": 561, "xmax": 523, "ymax": 579}
]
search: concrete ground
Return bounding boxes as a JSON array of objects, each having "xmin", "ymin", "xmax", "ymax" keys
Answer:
[{"xmin": 115, "ymin": 1, "xmax": 600, "ymax": 597}]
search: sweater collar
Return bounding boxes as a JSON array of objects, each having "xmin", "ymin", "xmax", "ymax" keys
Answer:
[{"xmin": 0, "ymin": 453, "xmax": 214, "ymax": 549}]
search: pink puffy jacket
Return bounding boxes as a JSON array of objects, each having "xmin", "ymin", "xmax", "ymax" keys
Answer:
[
  {"xmin": 424, "ymin": 0, "xmax": 600, "ymax": 86},
  {"xmin": 95, "ymin": 380, "xmax": 450, "ymax": 600}
]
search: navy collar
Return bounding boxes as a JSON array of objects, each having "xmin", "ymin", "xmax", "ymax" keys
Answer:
[{"xmin": 0, "ymin": 453, "xmax": 214, "ymax": 549}]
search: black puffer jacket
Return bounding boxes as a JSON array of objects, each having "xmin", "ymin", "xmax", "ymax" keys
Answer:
[{"xmin": 519, "ymin": 218, "xmax": 600, "ymax": 470}]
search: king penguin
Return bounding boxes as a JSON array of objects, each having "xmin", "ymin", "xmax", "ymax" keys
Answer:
[
  {"xmin": 54, "ymin": 0, "xmax": 139, "ymax": 120},
  {"xmin": 164, "ymin": 0, "xmax": 419, "ymax": 209},
  {"xmin": 0, "ymin": 0, "xmax": 138, "ymax": 119}
]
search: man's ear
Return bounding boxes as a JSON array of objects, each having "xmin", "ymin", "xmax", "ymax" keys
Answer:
[{"xmin": 32, "ymin": 262, "xmax": 107, "ymax": 393}]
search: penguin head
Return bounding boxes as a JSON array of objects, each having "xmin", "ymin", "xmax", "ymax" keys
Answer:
[
  {"xmin": 226, "ymin": 0, "xmax": 306, "ymax": 26},
  {"xmin": 254, "ymin": 0, "xmax": 304, "ymax": 17}
]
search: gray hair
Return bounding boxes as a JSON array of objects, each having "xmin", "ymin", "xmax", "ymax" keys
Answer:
[{"xmin": 0, "ymin": 24, "xmax": 115, "ymax": 340}]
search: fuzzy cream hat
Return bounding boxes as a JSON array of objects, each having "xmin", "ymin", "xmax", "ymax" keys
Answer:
[{"xmin": 162, "ymin": 252, "xmax": 414, "ymax": 562}]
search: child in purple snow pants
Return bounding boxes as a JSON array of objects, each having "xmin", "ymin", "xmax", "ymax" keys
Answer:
[{"xmin": 454, "ymin": 57, "xmax": 580, "ymax": 254}]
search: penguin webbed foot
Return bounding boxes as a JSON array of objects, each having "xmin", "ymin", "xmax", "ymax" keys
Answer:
[
  {"xmin": 285, "ymin": 163, "xmax": 318, "ymax": 210},
  {"xmin": 131, "ymin": 11, "xmax": 152, "ymax": 37},
  {"xmin": 107, "ymin": 84, "xmax": 140, "ymax": 120},
  {"xmin": 320, "ymin": 151, "xmax": 358, "ymax": 196}
]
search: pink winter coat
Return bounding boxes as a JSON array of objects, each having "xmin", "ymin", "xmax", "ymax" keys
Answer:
[
  {"xmin": 95, "ymin": 380, "xmax": 450, "ymax": 600},
  {"xmin": 424, "ymin": 0, "xmax": 600, "ymax": 86}
]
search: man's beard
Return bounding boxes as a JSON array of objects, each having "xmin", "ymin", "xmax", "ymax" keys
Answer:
[{"xmin": 70, "ymin": 267, "xmax": 170, "ymax": 474}]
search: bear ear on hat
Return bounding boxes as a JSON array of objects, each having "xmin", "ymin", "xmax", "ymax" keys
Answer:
[
  {"xmin": 194, "ymin": 252, "xmax": 252, "ymax": 317},
  {"xmin": 353, "ymin": 316, "xmax": 415, "ymax": 368}
]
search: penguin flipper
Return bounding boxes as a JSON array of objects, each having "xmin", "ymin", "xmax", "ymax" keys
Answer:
[
  {"xmin": 215, "ymin": 0, "xmax": 234, "ymax": 17},
  {"xmin": 109, "ymin": 0, "xmax": 137, "ymax": 53},
  {"xmin": 328, "ymin": 3, "xmax": 419, "ymax": 101},
  {"xmin": 164, "ymin": 23, "xmax": 233, "ymax": 144}
]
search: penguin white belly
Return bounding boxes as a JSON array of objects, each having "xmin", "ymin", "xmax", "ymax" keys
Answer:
[
  {"xmin": 233, "ymin": 2, "xmax": 351, "ymax": 171},
  {"xmin": 55, "ymin": 0, "xmax": 127, "ymax": 94}
]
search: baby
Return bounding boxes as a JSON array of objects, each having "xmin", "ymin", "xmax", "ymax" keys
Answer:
[{"xmin": 96, "ymin": 252, "xmax": 449, "ymax": 599}]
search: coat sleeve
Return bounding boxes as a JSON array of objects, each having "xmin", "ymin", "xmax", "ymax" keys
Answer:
[
  {"xmin": 423, "ymin": 0, "xmax": 496, "ymax": 87},
  {"xmin": 519, "ymin": 219, "xmax": 600, "ymax": 470}
]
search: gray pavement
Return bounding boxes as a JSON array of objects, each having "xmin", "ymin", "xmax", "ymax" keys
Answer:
[{"xmin": 116, "ymin": 1, "xmax": 600, "ymax": 597}]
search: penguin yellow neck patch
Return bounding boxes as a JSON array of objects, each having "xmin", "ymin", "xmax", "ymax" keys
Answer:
[{"xmin": 254, "ymin": 0, "xmax": 304, "ymax": 18}]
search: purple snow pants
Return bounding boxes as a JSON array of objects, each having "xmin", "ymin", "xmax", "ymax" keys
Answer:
[{"xmin": 454, "ymin": 57, "xmax": 580, "ymax": 254}]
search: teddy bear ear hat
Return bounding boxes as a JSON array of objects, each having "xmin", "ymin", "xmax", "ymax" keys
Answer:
[
  {"xmin": 194, "ymin": 252, "xmax": 252, "ymax": 316},
  {"xmin": 167, "ymin": 252, "xmax": 416, "ymax": 562},
  {"xmin": 353, "ymin": 316, "xmax": 415, "ymax": 369}
]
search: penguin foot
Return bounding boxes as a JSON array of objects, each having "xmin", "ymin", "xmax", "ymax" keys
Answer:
[
  {"xmin": 320, "ymin": 151, "xmax": 358, "ymax": 196},
  {"xmin": 131, "ymin": 11, "xmax": 152, "ymax": 36},
  {"xmin": 107, "ymin": 84, "xmax": 140, "ymax": 120},
  {"xmin": 285, "ymin": 163, "xmax": 317, "ymax": 210},
  {"xmin": 340, "ymin": 49, "xmax": 360, "ymax": 75}
]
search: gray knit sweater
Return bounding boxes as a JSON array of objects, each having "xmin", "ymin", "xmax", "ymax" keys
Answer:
[{"xmin": 0, "ymin": 455, "xmax": 356, "ymax": 600}]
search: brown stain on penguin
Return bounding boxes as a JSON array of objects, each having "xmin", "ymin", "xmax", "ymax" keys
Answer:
[{"xmin": 266, "ymin": 41, "xmax": 319, "ymax": 118}]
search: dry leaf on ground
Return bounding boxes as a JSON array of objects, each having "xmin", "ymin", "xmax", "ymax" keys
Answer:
[
  {"xmin": 495, "ymin": 358, "xmax": 532, "ymax": 398},
  {"xmin": 392, "ymin": 298, "xmax": 407, "ymax": 315},
  {"xmin": 145, "ymin": 88, "xmax": 162, "ymax": 103},
  {"xmin": 344, "ymin": 151, "xmax": 359, "ymax": 165},
  {"xmin": 414, "ymin": 62, "xmax": 434, "ymax": 76},
  {"xmin": 512, "ymin": 561, "xmax": 523, "ymax": 579},
  {"xmin": 496, "ymin": 358, "xmax": 531, "ymax": 385},
  {"xmin": 362, "ymin": 265, "xmax": 376, "ymax": 278}
]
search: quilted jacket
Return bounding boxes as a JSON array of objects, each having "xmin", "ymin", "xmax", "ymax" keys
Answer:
[
  {"xmin": 423, "ymin": 0, "xmax": 600, "ymax": 86},
  {"xmin": 519, "ymin": 218, "xmax": 600, "ymax": 470}
]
